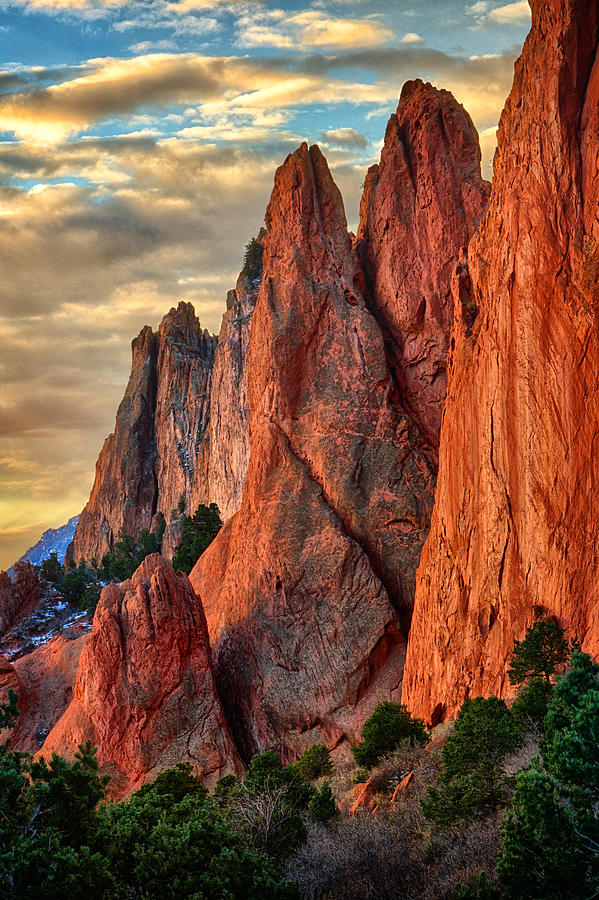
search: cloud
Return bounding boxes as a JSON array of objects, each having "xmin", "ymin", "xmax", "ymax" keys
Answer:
[
  {"xmin": 322, "ymin": 127, "xmax": 369, "ymax": 149},
  {"xmin": 237, "ymin": 9, "xmax": 394, "ymax": 50},
  {"xmin": 469, "ymin": 0, "xmax": 531, "ymax": 27},
  {"xmin": 401, "ymin": 33, "xmax": 424, "ymax": 45},
  {"xmin": 488, "ymin": 1, "xmax": 530, "ymax": 24}
]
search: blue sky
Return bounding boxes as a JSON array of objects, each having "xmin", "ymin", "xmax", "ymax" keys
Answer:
[{"xmin": 0, "ymin": 0, "xmax": 531, "ymax": 567}]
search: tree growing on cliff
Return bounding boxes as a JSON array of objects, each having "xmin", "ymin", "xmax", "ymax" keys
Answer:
[
  {"xmin": 352, "ymin": 702, "xmax": 429, "ymax": 769},
  {"xmin": 100, "ymin": 520, "xmax": 165, "ymax": 582},
  {"xmin": 508, "ymin": 619, "xmax": 570, "ymax": 685},
  {"xmin": 241, "ymin": 236, "xmax": 264, "ymax": 280},
  {"xmin": 172, "ymin": 503, "xmax": 222, "ymax": 575}
]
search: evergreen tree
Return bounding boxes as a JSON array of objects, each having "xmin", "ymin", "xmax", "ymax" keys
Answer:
[
  {"xmin": 172, "ymin": 503, "xmax": 222, "ymax": 574},
  {"xmin": 508, "ymin": 619, "xmax": 570, "ymax": 685},
  {"xmin": 352, "ymin": 702, "xmax": 429, "ymax": 769}
]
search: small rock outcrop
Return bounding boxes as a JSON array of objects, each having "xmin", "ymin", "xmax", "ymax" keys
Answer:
[
  {"xmin": 0, "ymin": 562, "xmax": 42, "ymax": 636},
  {"xmin": 403, "ymin": 0, "xmax": 599, "ymax": 722},
  {"xmin": 42, "ymin": 554, "xmax": 242, "ymax": 795},
  {"xmin": 357, "ymin": 79, "xmax": 490, "ymax": 450},
  {"xmin": 190, "ymin": 143, "xmax": 436, "ymax": 761}
]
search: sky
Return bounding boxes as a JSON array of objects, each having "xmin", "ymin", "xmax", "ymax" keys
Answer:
[{"xmin": 0, "ymin": 0, "xmax": 531, "ymax": 569}]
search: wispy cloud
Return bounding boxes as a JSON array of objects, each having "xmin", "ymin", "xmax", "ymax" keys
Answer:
[{"xmin": 237, "ymin": 9, "xmax": 394, "ymax": 50}]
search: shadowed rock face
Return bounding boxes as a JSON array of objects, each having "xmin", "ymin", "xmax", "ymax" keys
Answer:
[
  {"xmin": 357, "ymin": 79, "xmax": 490, "ymax": 452},
  {"xmin": 190, "ymin": 143, "xmax": 437, "ymax": 761},
  {"xmin": 71, "ymin": 305, "xmax": 217, "ymax": 566},
  {"xmin": 0, "ymin": 563, "xmax": 42, "ymax": 636},
  {"xmin": 403, "ymin": 0, "xmax": 599, "ymax": 723},
  {"xmin": 41, "ymin": 555, "xmax": 242, "ymax": 796}
]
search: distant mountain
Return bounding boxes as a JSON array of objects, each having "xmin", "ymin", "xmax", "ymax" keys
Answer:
[{"xmin": 8, "ymin": 515, "xmax": 80, "ymax": 577}]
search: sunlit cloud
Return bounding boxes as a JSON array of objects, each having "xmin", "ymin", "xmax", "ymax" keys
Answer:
[{"xmin": 237, "ymin": 9, "xmax": 394, "ymax": 50}]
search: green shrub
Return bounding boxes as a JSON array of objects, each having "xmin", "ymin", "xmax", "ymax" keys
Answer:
[
  {"xmin": 295, "ymin": 744, "xmax": 333, "ymax": 781},
  {"xmin": 511, "ymin": 676, "xmax": 553, "ymax": 729},
  {"xmin": 172, "ymin": 503, "xmax": 222, "ymax": 574},
  {"xmin": 38, "ymin": 552, "xmax": 63, "ymax": 584},
  {"xmin": 241, "ymin": 236, "xmax": 264, "ymax": 280},
  {"xmin": 101, "ymin": 523, "xmax": 164, "ymax": 582},
  {"xmin": 423, "ymin": 697, "xmax": 521, "ymax": 824},
  {"xmin": 308, "ymin": 782, "xmax": 337, "ymax": 824},
  {"xmin": 352, "ymin": 702, "xmax": 429, "ymax": 769}
]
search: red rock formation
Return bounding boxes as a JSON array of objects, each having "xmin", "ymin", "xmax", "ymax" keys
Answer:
[
  {"xmin": 0, "ymin": 633, "xmax": 86, "ymax": 753},
  {"xmin": 0, "ymin": 562, "xmax": 42, "ymax": 635},
  {"xmin": 403, "ymin": 0, "xmax": 599, "ymax": 722},
  {"xmin": 190, "ymin": 143, "xmax": 436, "ymax": 761},
  {"xmin": 194, "ymin": 269, "xmax": 260, "ymax": 522},
  {"xmin": 72, "ymin": 305, "xmax": 217, "ymax": 565},
  {"xmin": 357, "ymin": 80, "xmax": 490, "ymax": 450},
  {"xmin": 42, "ymin": 554, "xmax": 241, "ymax": 795}
]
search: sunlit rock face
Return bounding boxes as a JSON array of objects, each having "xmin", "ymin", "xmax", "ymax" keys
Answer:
[
  {"xmin": 190, "ymin": 143, "xmax": 439, "ymax": 761},
  {"xmin": 403, "ymin": 0, "xmax": 599, "ymax": 723},
  {"xmin": 41, "ymin": 554, "xmax": 242, "ymax": 796},
  {"xmin": 357, "ymin": 79, "xmax": 490, "ymax": 453}
]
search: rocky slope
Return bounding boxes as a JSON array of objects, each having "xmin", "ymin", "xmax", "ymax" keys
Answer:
[
  {"xmin": 41, "ymin": 554, "xmax": 242, "ymax": 796},
  {"xmin": 0, "ymin": 562, "xmax": 42, "ymax": 636},
  {"xmin": 190, "ymin": 142, "xmax": 440, "ymax": 762},
  {"xmin": 357, "ymin": 79, "xmax": 490, "ymax": 451},
  {"xmin": 403, "ymin": 0, "xmax": 599, "ymax": 723}
]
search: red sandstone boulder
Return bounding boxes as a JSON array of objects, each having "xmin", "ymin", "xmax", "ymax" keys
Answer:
[
  {"xmin": 42, "ymin": 554, "xmax": 241, "ymax": 795},
  {"xmin": 357, "ymin": 80, "xmax": 490, "ymax": 450},
  {"xmin": 190, "ymin": 143, "xmax": 436, "ymax": 761},
  {"xmin": 403, "ymin": 0, "xmax": 599, "ymax": 722}
]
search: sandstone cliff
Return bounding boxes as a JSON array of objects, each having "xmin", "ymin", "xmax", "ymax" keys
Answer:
[
  {"xmin": 403, "ymin": 0, "xmax": 599, "ymax": 723},
  {"xmin": 0, "ymin": 562, "xmax": 42, "ymax": 636},
  {"xmin": 190, "ymin": 143, "xmax": 437, "ymax": 761},
  {"xmin": 42, "ymin": 554, "xmax": 242, "ymax": 795},
  {"xmin": 357, "ymin": 80, "xmax": 490, "ymax": 450},
  {"xmin": 71, "ymin": 304, "xmax": 217, "ymax": 565}
]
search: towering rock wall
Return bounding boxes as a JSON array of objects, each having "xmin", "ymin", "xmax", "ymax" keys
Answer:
[
  {"xmin": 403, "ymin": 0, "xmax": 599, "ymax": 723},
  {"xmin": 0, "ymin": 562, "xmax": 42, "ymax": 636},
  {"xmin": 190, "ymin": 143, "xmax": 438, "ymax": 762},
  {"xmin": 71, "ymin": 304, "xmax": 218, "ymax": 565},
  {"xmin": 42, "ymin": 555, "xmax": 242, "ymax": 796},
  {"xmin": 358, "ymin": 80, "xmax": 490, "ymax": 450}
]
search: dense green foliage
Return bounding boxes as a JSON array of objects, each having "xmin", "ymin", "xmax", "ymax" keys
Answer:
[
  {"xmin": 308, "ymin": 782, "xmax": 337, "ymax": 824},
  {"xmin": 498, "ymin": 651, "xmax": 599, "ymax": 898},
  {"xmin": 295, "ymin": 744, "xmax": 333, "ymax": 781},
  {"xmin": 423, "ymin": 697, "xmax": 521, "ymax": 824},
  {"xmin": 508, "ymin": 619, "xmax": 570, "ymax": 685},
  {"xmin": 100, "ymin": 520, "xmax": 165, "ymax": 581},
  {"xmin": 37, "ymin": 553, "xmax": 102, "ymax": 612},
  {"xmin": 241, "ymin": 236, "xmax": 264, "ymax": 280},
  {"xmin": 510, "ymin": 676, "xmax": 554, "ymax": 728},
  {"xmin": 172, "ymin": 503, "xmax": 222, "ymax": 574},
  {"xmin": 352, "ymin": 701, "xmax": 429, "ymax": 769}
]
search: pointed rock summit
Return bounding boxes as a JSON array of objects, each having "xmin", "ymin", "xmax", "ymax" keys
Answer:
[
  {"xmin": 357, "ymin": 79, "xmax": 490, "ymax": 450},
  {"xmin": 190, "ymin": 143, "xmax": 436, "ymax": 760},
  {"xmin": 42, "ymin": 554, "xmax": 241, "ymax": 795},
  {"xmin": 403, "ymin": 0, "xmax": 599, "ymax": 722}
]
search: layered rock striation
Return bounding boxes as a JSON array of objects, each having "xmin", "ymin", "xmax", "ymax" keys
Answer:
[
  {"xmin": 190, "ymin": 143, "xmax": 438, "ymax": 761},
  {"xmin": 357, "ymin": 79, "xmax": 490, "ymax": 451},
  {"xmin": 403, "ymin": 0, "xmax": 599, "ymax": 722},
  {"xmin": 42, "ymin": 554, "xmax": 241, "ymax": 795}
]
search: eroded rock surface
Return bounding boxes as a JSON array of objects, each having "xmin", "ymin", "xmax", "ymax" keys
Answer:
[
  {"xmin": 42, "ymin": 554, "xmax": 241, "ymax": 795},
  {"xmin": 403, "ymin": 0, "xmax": 599, "ymax": 722},
  {"xmin": 190, "ymin": 143, "xmax": 436, "ymax": 761},
  {"xmin": 0, "ymin": 563, "xmax": 42, "ymax": 636},
  {"xmin": 357, "ymin": 79, "xmax": 490, "ymax": 450}
]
